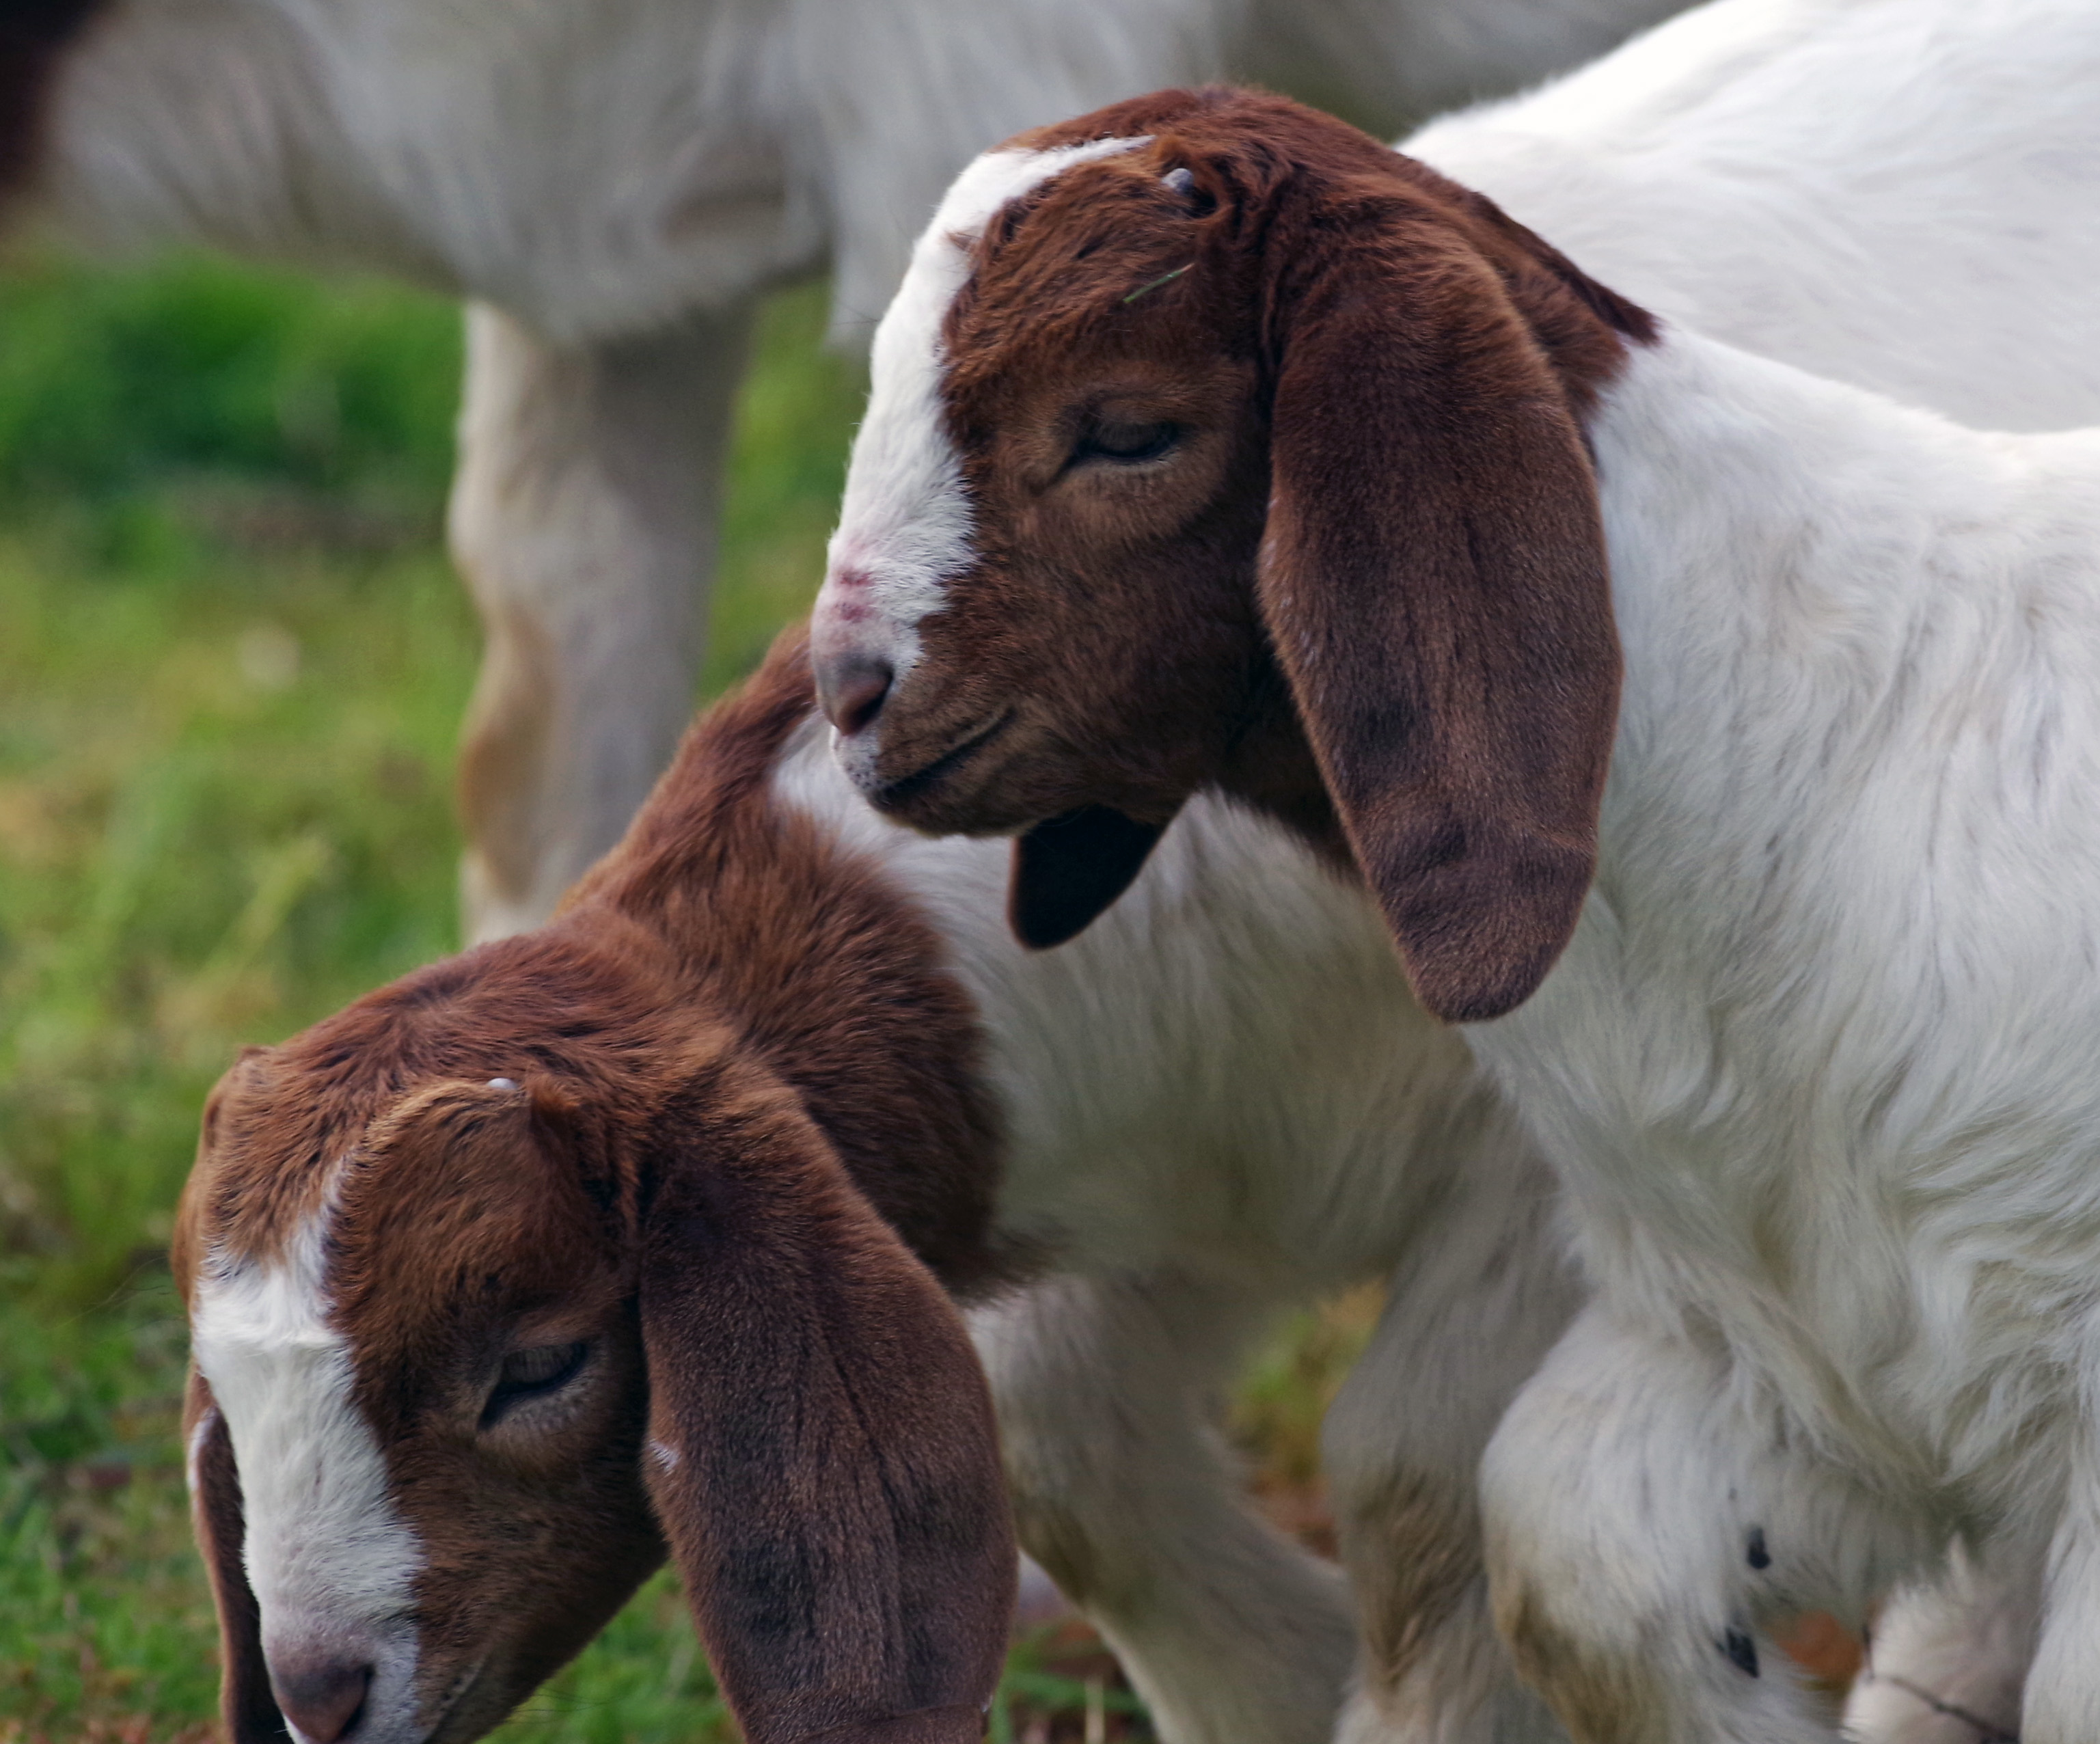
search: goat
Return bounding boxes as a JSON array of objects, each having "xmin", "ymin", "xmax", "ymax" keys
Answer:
[
  {"xmin": 805, "ymin": 24, "xmax": 2100, "ymax": 1744},
  {"xmin": 0, "ymin": 0, "xmax": 1683, "ymax": 943},
  {"xmin": 179, "ymin": 626, "xmax": 1579, "ymax": 1744}
]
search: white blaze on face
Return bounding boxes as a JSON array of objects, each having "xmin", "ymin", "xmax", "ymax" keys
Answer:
[
  {"xmin": 192, "ymin": 1196, "xmax": 424, "ymax": 1734},
  {"xmin": 815, "ymin": 136, "xmax": 1150, "ymax": 711}
]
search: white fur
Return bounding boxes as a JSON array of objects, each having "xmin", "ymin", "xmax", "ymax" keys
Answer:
[
  {"xmin": 191, "ymin": 1201, "xmax": 424, "ymax": 1744},
  {"xmin": 185, "ymin": 1403, "xmax": 219, "ymax": 1493},
  {"xmin": 816, "ymin": 135, "xmax": 1148, "ymax": 793},
  {"xmin": 443, "ymin": 301, "xmax": 752, "ymax": 938},
  {"xmin": 1462, "ymin": 335, "xmax": 2100, "ymax": 1739},
  {"xmin": 23, "ymin": 0, "xmax": 1678, "ymax": 944},
  {"xmin": 34, "ymin": 0, "xmax": 1680, "ymax": 343},
  {"xmin": 1408, "ymin": 0, "xmax": 2100, "ymax": 433}
]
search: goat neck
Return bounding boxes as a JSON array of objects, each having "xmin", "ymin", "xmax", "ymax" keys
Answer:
[{"xmin": 556, "ymin": 630, "xmax": 1011, "ymax": 1292}]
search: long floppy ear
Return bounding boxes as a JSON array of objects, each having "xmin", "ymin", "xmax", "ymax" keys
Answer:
[
  {"xmin": 638, "ymin": 1061, "xmax": 1014, "ymax": 1744},
  {"xmin": 1256, "ymin": 196, "xmax": 1623, "ymax": 1023},
  {"xmin": 185, "ymin": 1367, "xmax": 291, "ymax": 1743},
  {"xmin": 1009, "ymin": 806, "xmax": 1168, "ymax": 950}
]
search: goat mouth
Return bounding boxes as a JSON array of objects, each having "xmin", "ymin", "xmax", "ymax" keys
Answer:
[{"xmin": 873, "ymin": 709, "xmax": 1015, "ymax": 811}]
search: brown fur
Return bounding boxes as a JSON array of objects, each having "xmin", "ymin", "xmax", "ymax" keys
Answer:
[
  {"xmin": 176, "ymin": 630, "xmax": 1015, "ymax": 1744},
  {"xmin": 845, "ymin": 87, "xmax": 1654, "ymax": 1021},
  {"xmin": 327, "ymin": 1076, "xmax": 668, "ymax": 1740},
  {"xmin": 636, "ymin": 1052, "xmax": 1010, "ymax": 1744},
  {"xmin": 0, "ymin": 0, "xmax": 105, "ymax": 210}
]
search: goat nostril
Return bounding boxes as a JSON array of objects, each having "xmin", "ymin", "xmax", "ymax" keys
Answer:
[
  {"xmin": 818, "ymin": 653, "xmax": 895, "ymax": 737},
  {"xmin": 271, "ymin": 1657, "xmax": 372, "ymax": 1743}
]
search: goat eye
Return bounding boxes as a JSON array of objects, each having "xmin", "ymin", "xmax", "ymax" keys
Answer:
[
  {"xmin": 1072, "ymin": 420, "xmax": 1179, "ymax": 466},
  {"xmin": 481, "ymin": 1341, "xmax": 588, "ymax": 1428}
]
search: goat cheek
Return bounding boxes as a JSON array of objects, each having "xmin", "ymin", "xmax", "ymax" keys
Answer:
[
  {"xmin": 1028, "ymin": 495, "xmax": 1147, "ymax": 581},
  {"xmin": 1009, "ymin": 488, "xmax": 1067, "ymax": 554}
]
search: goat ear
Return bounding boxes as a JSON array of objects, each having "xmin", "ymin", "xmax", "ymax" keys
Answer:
[
  {"xmin": 185, "ymin": 1367, "xmax": 290, "ymax": 1743},
  {"xmin": 1009, "ymin": 806, "xmax": 1168, "ymax": 949},
  {"xmin": 1256, "ymin": 215, "xmax": 1621, "ymax": 1023},
  {"xmin": 638, "ymin": 1065, "xmax": 1013, "ymax": 1744}
]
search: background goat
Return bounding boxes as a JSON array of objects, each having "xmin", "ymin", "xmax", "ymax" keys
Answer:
[
  {"xmin": 804, "ymin": 31, "xmax": 2100, "ymax": 1744},
  {"xmin": 1, "ymin": 0, "xmax": 1683, "ymax": 942}
]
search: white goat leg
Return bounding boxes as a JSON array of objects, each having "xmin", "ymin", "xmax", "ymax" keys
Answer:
[
  {"xmin": 973, "ymin": 1272, "xmax": 1357, "ymax": 1744},
  {"xmin": 448, "ymin": 300, "xmax": 750, "ymax": 940},
  {"xmin": 1327, "ymin": 1162, "xmax": 1577, "ymax": 1744},
  {"xmin": 1479, "ymin": 1305, "xmax": 1932, "ymax": 1744}
]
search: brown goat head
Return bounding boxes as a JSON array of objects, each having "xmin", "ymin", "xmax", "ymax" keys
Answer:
[
  {"xmin": 176, "ymin": 643, "xmax": 1016, "ymax": 1744},
  {"xmin": 181, "ymin": 1044, "xmax": 662, "ymax": 1744},
  {"xmin": 811, "ymin": 87, "xmax": 1654, "ymax": 1020}
]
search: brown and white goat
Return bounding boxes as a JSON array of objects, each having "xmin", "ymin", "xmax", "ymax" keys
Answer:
[
  {"xmin": 804, "ymin": 34, "xmax": 2100, "ymax": 1744},
  {"xmin": 179, "ymin": 627, "xmax": 1577, "ymax": 1744},
  {"xmin": 0, "ymin": 0, "xmax": 1685, "ymax": 944}
]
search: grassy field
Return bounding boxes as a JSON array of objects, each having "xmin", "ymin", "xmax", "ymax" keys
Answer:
[{"xmin": 0, "ymin": 251, "xmax": 1367, "ymax": 1742}]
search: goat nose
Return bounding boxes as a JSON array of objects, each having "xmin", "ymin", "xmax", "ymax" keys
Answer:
[
  {"xmin": 815, "ymin": 650, "xmax": 894, "ymax": 737},
  {"xmin": 270, "ymin": 1655, "xmax": 372, "ymax": 1743}
]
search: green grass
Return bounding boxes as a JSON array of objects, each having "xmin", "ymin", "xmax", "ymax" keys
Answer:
[{"xmin": 0, "ymin": 251, "xmax": 1349, "ymax": 1742}]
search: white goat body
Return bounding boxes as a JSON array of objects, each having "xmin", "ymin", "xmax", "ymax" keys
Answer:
[
  {"xmin": 34, "ymin": 0, "xmax": 1679, "ymax": 344},
  {"xmin": 1467, "ymin": 321, "xmax": 2100, "ymax": 1743}
]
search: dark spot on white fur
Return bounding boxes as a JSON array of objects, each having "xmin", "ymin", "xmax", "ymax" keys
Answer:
[{"xmin": 1720, "ymin": 1627, "xmax": 1759, "ymax": 1678}]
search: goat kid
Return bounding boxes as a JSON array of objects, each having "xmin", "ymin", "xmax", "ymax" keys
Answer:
[
  {"xmin": 1, "ymin": 0, "xmax": 1684, "ymax": 942},
  {"xmin": 806, "ymin": 44, "xmax": 2100, "ymax": 1744},
  {"xmin": 180, "ymin": 628, "xmax": 1575, "ymax": 1744}
]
